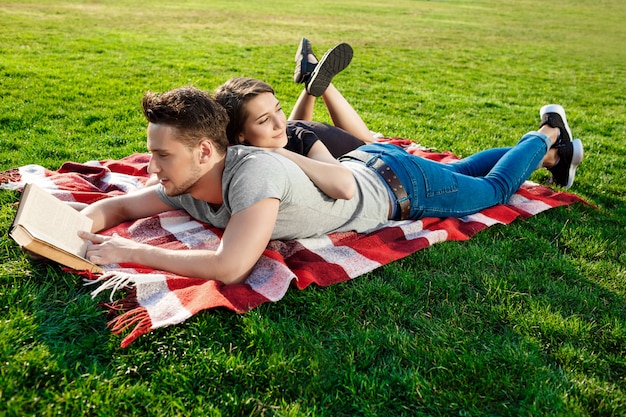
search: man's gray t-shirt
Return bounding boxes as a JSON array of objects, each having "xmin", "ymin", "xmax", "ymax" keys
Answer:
[{"xmin": 156, "ymin": 146, "xmax": 390, "ymax": 240}]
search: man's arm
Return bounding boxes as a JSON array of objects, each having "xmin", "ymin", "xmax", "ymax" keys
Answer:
[
  {"xmin": 81, "ymin": 185, "xmax": 174, "ymax": 232},
  {"xmin": 80, "ymin": 198, "xmax": 280, "ymax": 284}
]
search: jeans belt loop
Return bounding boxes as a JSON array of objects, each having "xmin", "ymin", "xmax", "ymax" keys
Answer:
[{"xmin": 340, "ymin": 150, "xmax": 411, "ymax": 220}]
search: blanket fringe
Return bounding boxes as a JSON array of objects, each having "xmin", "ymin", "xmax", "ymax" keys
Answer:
[
  {"xmin": 0, "ymin": 168, "xmax": 22, "ymax": 188},
  {"xmin": 107, "ymin": 307, "xmax": 153, "ymax": 349},
  {"xmin": 84, "ymin": 272, "xmax": 135, "ymax": 302},
  {"xmin": 66, "ymin": 268, "xmax": 101, "ymax": 281},
  {"xmin": 109, "ymin": 307, "xmax": 151, "ymax": 333},
  {"xmin": 86, "ymin": 271, "xmax": 157, "ymax": 347},
  {"xmin": 100, "ymin": 287, "xmax": 138, "ymax": 315}
]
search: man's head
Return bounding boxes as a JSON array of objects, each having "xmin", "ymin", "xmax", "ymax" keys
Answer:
[
  {"xmin": 142, "ymin": 86, "xmax": 230, "ymax": 153},
  {"xmin": 143, "ymin": 87, "xmax": 230, "ymax": 197}
]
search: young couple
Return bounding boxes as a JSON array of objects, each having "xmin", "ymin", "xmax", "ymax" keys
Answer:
[{"xmin": 79, "ymin": 38, "xmax": 584, "ymax": 284}]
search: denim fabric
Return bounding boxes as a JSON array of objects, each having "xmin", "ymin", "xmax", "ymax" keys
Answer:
[{"xmin": 357, "ymin": 132, "xmax": 551, "ymax": 219}]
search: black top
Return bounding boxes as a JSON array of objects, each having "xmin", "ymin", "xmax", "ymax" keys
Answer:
[{"xmin": 285, "ymin": 121, "xmax": 366, "ymax": 159}]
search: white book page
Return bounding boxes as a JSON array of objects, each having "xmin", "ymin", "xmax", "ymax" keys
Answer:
[{"xmin": 15, "ymin": 184, "xmax": 93, "ymax": 257}]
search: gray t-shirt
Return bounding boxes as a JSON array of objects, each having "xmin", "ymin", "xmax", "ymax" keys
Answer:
[{"xmin": 156, "ymin": 145, "xmax": 390, "ymax": 240}]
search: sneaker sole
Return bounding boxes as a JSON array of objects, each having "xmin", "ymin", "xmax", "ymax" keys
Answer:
[
  {"xmin": 307, "ymin": 43, "xmax": 353, "ymax": 97},
  {"xmin": 564, "ymin": 138, "xmax": 583, "ymax": 189},
  {"xmin": 540, "ymin": 104, "xmax": 572, "ymax": 146}
]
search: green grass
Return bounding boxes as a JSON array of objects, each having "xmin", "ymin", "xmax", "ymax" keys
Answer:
[{"xmin": 1, "ymin": 0, "xmax": 625, "ymax": 415}]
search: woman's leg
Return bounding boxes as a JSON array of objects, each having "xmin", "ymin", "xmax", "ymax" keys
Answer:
[
  {"xmin": 406, "ymin": 129, "xmax": 556, "ymax": 218},
  {"xmin": 321, "ymin": 84, "xmax": 375, "ymax": 144},
  {"xmin": 435, "ymin": 125, "xmax": 561, "ymax": 177},
  {"xmin": 288, "ymin": 90, "xmax": 316, "ymax": 121}
]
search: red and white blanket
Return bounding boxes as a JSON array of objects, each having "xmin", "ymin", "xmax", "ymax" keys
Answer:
[{"xmin": 1, "ymin": 139, "xmax": 587, "ymax": 348}]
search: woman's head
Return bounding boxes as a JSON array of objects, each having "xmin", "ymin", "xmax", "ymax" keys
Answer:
[
  {"xmin": 142, "ymin": 86, "xmax": 230, "ymax": 154},
  {"xmin": 214, "ymin": 77, "xmax": 288, "ymax": 148}
]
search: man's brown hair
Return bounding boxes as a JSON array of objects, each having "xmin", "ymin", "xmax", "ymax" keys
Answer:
[{"xmin": 142, "ymin": 86, "xmax": 230, "ymax": 153}]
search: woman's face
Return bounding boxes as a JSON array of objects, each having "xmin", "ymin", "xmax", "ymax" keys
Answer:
[{"xmin": 238, "ymin": 92, "xmax": 288, "ymax": 148}]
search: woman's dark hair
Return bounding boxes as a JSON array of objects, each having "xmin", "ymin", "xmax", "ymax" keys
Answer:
[{"xmin": 214, "ymin": 77, "xmax": 275, "ymax": 145}]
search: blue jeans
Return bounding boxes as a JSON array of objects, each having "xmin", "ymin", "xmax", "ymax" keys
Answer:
[{"xmin": 357, "ymin": 131, "xmax": 551, "ymax": 219}]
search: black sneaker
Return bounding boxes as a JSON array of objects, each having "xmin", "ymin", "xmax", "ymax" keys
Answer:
[
  {"xmin": 547, "ymin": 139, "xmax": 584, "ymax": 189},
  {"xmin": 306, "ymin": 43, "xmax": 353, "ymax": 97},
  {"xmin": 293, "ymin": 37, "xmax": 316, "ymax": 84},
  {"xmin": 540, "ymin": 104, "xmax": 572, "ymax": 147}
]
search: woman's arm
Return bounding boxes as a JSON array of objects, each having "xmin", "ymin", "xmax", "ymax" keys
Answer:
[{"xmin": 272, "ymin": 141, "xmax": 356, "ymax": 200}]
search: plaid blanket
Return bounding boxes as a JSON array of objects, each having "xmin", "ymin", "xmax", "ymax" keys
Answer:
[{"xmin": 1, "ymin": 139, "xmax": 587, "ymax": 348}]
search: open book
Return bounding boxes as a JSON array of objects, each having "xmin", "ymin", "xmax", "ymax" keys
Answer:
[{"xmin": 9, "ymin": 183, "xmax": 103, "ymax": 274}]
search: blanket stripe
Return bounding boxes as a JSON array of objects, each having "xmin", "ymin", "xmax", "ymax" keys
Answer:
[{"xmin": 1, "ymin": 140, "xmax": 587, "ymax": 348}]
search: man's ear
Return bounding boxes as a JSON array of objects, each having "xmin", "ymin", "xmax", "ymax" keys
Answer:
[{"xmin": 198, "ymin": 139, "xmax": 213, "ymax": 162}]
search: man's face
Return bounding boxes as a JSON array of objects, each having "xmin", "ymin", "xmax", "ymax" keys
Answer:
[
  {"xmin": 146, "ymin": 123, "xmax": 203, "ymax": 196},
  {"xmin": 238, "ymin": 92, "xmax": 288, "ymax": 148}
]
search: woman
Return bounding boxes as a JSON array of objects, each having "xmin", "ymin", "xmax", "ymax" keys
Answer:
[
  {"xmin": 214, "ymin": 40, "xmax": 381, "ymax": 200},
  {"xmin": 214, "ymin": 39, "xmax": 582, "ymax": 196},
  {"xmin": 215, "ymin": 78, "xmax": 361, "ymax": 200}
]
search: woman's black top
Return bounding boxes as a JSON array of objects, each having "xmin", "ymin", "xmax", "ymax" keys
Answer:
[{"xmin": 285, "ymin": 121, "xmax": 366, "ymax": 159}]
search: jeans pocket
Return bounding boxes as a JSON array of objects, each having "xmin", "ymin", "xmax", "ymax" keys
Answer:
[{"xmin": 413, "ymin": 159, "xmax": 459, "ymax": 198}]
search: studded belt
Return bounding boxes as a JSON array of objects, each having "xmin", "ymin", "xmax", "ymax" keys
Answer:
[{"xmin": 340, "ymin": 150, "xmax": 411, "ymax": 220}]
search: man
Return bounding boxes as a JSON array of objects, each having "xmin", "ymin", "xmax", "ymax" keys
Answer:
[{"xmin": 80, "ymin": 86, "xmax": 583, "ymax": 284}]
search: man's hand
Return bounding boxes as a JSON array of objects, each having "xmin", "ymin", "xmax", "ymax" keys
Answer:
[
  {"xmin": 77, "ymin": 198, "xmax": 279, "ymax": 284},
  {"xmin": 79, "ymin": 230, "xmax": 142, "ymax": 265}
]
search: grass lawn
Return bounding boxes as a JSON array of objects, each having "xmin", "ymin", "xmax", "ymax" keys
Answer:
[{"xmin": 1, "ymin": 0, "xmax": 625, "ymax": 415}]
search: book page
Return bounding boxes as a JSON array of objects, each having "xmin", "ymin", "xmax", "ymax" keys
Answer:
[{"xmin": 14, "ymin": 184, "xmax": 93, "ymax": 257}]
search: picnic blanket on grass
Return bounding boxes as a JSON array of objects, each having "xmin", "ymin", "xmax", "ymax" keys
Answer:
[{"xmin": 1, "ymin": 139, "xmax": 587, "ymax": 348}]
